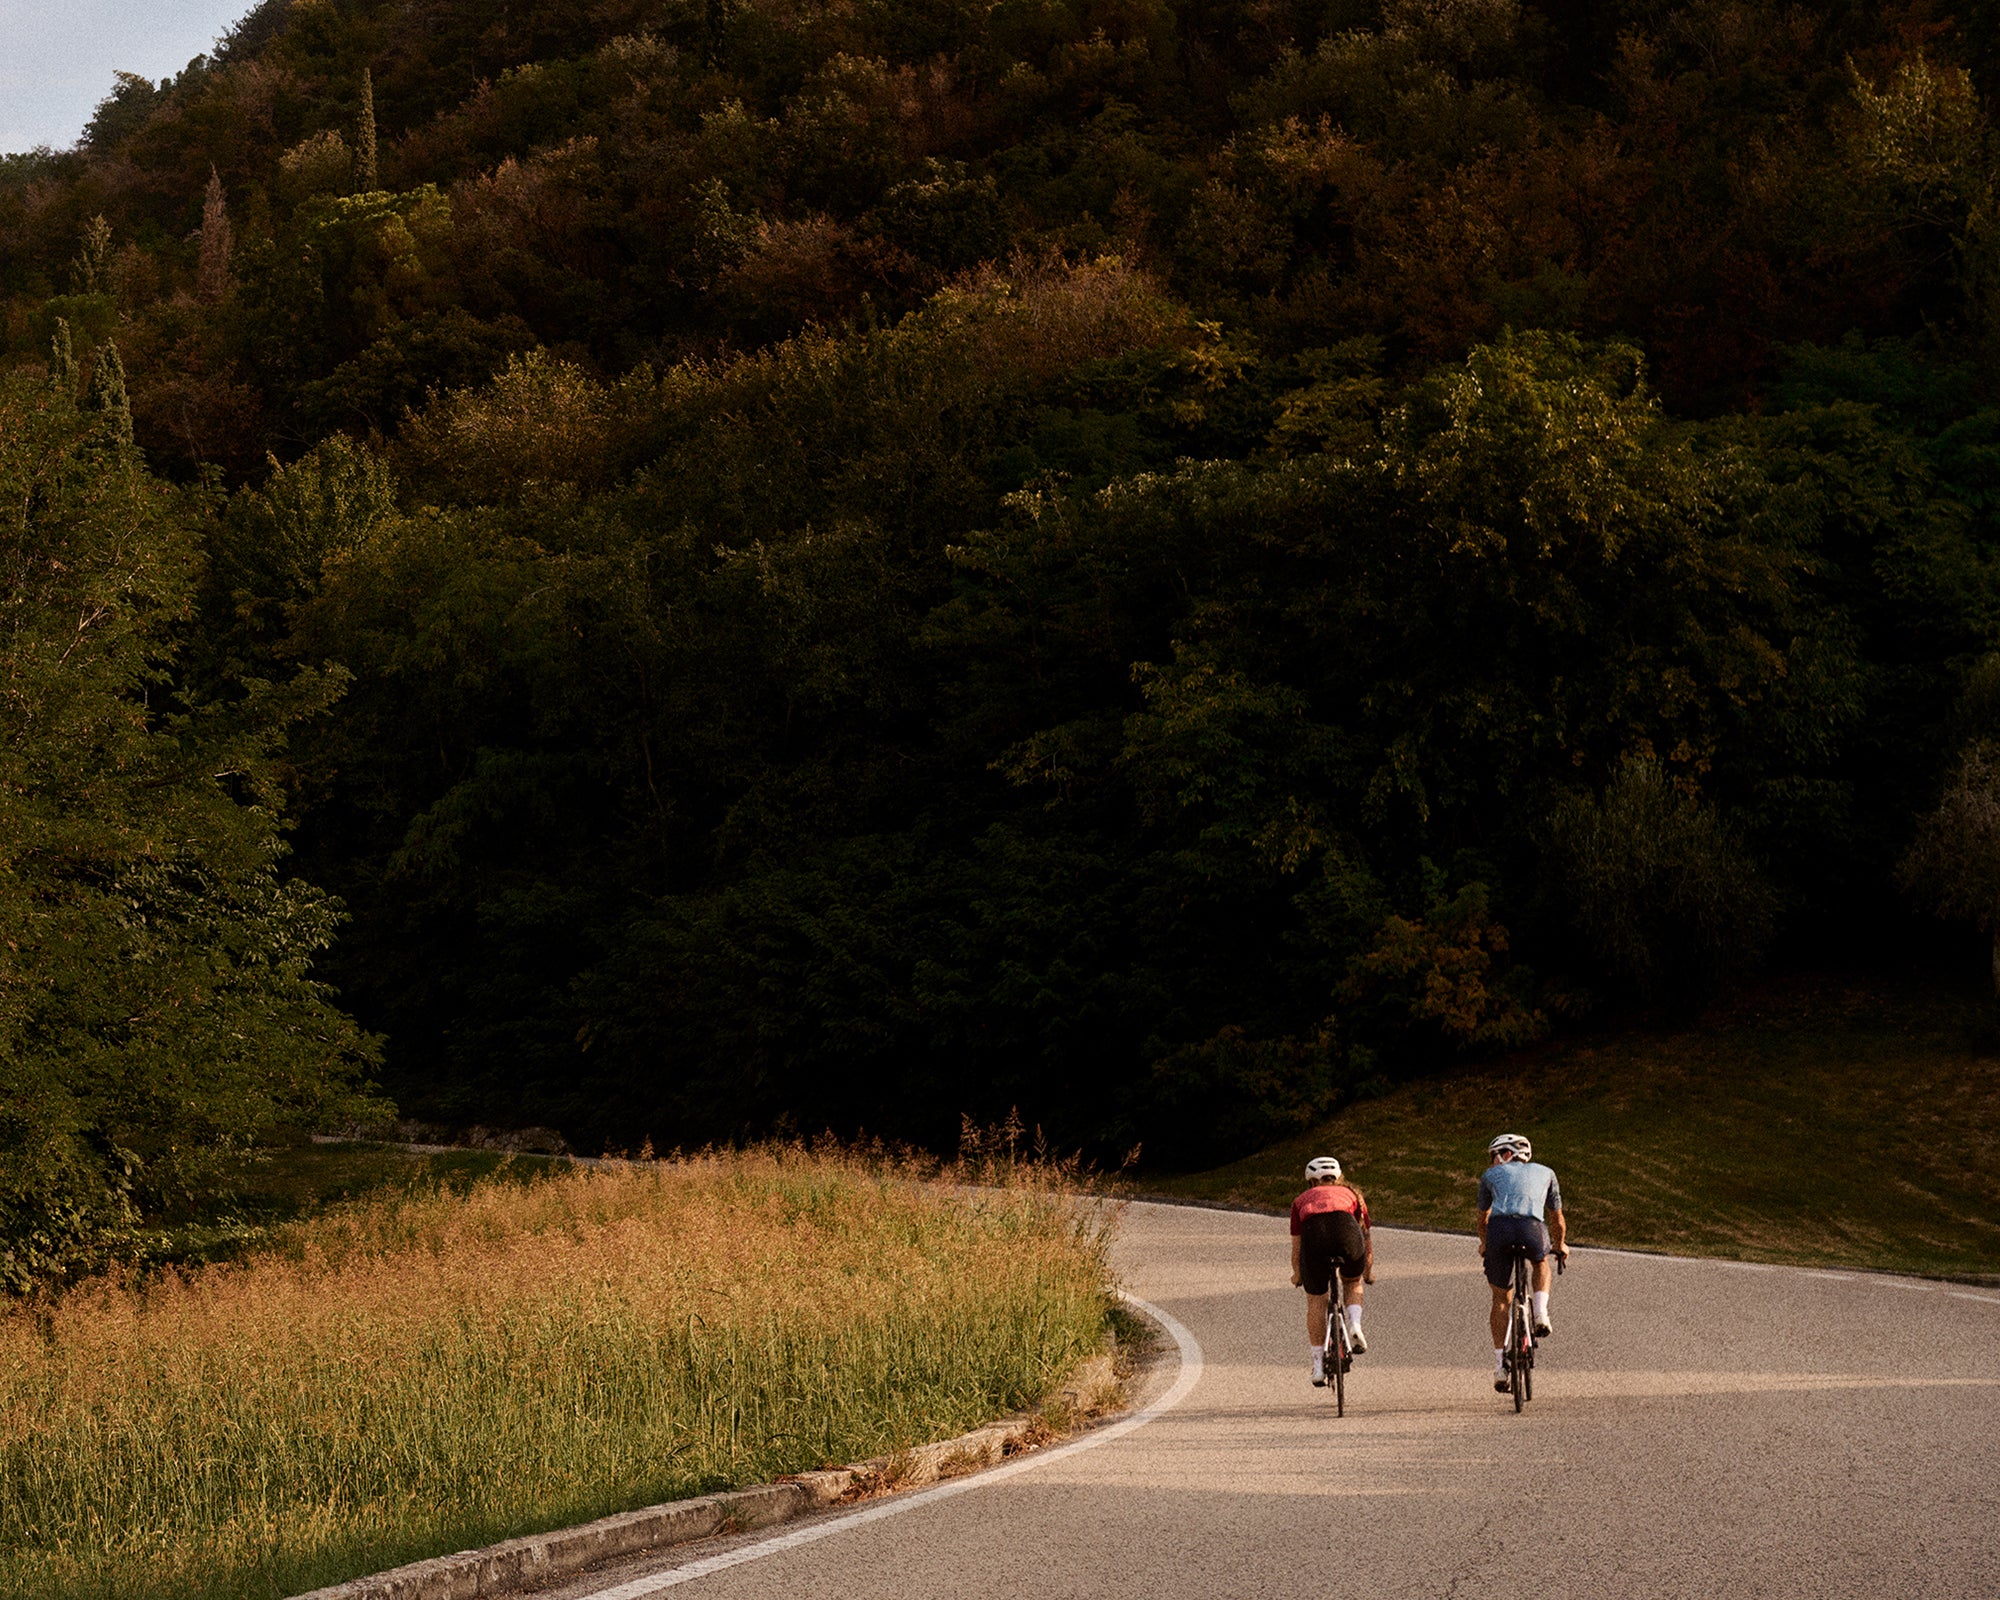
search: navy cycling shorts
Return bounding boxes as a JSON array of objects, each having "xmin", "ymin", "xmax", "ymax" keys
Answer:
[{"xmin": 1483, "ymin": 1214, "xmax": 1549, "ymax": 1288}]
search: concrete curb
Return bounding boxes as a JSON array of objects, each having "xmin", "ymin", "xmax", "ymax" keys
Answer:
[{"xmin": 288, "ymin": 1352, "xmax": 1120, "ymax": 1600}]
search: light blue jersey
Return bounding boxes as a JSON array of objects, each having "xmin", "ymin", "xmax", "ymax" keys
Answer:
[{"xmin": 1478, "ymin": 1160, "xmax": 1562, "ymax": 1219}]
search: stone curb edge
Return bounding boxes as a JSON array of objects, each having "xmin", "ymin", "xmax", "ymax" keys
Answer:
[{"xmin": 288, "ymin": 1352, "xmax": 1120, "ymax": 1600}]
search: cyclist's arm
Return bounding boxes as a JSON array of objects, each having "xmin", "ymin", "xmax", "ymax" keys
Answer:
[
  {"xmin": 1290, "ymin": 1232, "xmax": 1303, "ymax": 1288},
  {"xmin": 1476, "ymin": 1206, "xmax": 1490, "ymax": 1256},
  {"xmin": 1549, "ymin": 1205, "xmax": 1568, "ymax": 1259}
]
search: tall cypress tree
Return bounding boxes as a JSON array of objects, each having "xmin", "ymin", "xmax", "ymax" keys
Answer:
[
  {"xmin": 196, "ymin": 166, "xmax": 234, "ymax": 302},
  {"xmin": 70, "ymin": 215, "xmax": 112, "ymax": 296},
  {"xmin": 357, "ymin": 69, "xmax": 379, "ymax": 192},
  {"xmin": 85, "ymin": 341, "xmax": 134, "ymax": 450},
  {"xmin": 47, "ymin": 318, "xmax": 77, "ymax": 400}
]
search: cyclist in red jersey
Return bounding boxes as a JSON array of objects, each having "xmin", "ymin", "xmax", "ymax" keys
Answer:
[{"xmin": 1289, "ymin": 1156, "xmax": 1374, "ymax": 1386}]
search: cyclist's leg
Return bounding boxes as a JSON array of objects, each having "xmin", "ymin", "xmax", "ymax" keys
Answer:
[
  {"xmin": 1485, "ymin": 1216, "xmax": 1529, "ymax": 1386},
  {"xmin": 1528, "ymin": 1222, "xmax": 1554, "ymax": 1333},
  {"xmin": 1337, "ymin": 1270, "xmax": 1366, "ymax": 1351},
  {"xmin": 1299, "ymin": 1217, "xmax": 1344, "ymax": 1369},
  {"xmin": 1326, "ymin": 1213, "xmax": 1368, "ymax": 1347}
]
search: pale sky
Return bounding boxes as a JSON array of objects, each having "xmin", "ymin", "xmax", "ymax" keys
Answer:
[{"xmin": 1, "ymin": 0, "xmax": 256, "ymax": 154}]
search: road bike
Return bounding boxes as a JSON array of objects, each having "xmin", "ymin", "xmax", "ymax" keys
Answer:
[
  {"xmin": 1501, "ymin": 1248, "xmax": 1564, "ymax": 1413},
  {"xmin": 1322, "ymin": 1274, "xmax": 1352, "ymax": 1417}
]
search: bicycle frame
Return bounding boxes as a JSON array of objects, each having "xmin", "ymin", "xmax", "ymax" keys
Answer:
[
  {"xmin": 1322, "ymin": 1272, "xmax": 1350, "ymax": 1417},
  {"xmin": 1501, "ymin": 1244, "xmax": 1563, "ymax": 1411},
  {"xmin": 1503, "ymin": 1247, "xmax": 1536, "ymax": 1412}
]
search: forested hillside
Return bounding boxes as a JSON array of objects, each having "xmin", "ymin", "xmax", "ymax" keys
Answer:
[{"xmin": 9, "ymin": 0, "xmax": 2000, "ymax": 1231}]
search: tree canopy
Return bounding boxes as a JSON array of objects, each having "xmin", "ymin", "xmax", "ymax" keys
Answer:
[
  {"xmin": 0, "ymin": 364, "xmax": 379, "ymax": 1287},
  {"xmin": 7, "ymin": 0, "xmax": 2000, "ymax": 1228}
]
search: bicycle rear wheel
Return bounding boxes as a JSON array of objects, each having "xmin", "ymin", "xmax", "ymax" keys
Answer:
[
  {"xmin": 1510, "ymin": 1254, "xmax": 1529, "ymax": 1412},
  {"xmin": 1321, "ymin": 1305, "xmax": 1339, "ymax": 1399},
  {"xmin": 1509, "ymin": 1318, "xmax": 1524, "ymax": 1411},
  {"xmin": 1334, "ymin": 1322, "xmax": 1347, "ymax": 1416}
]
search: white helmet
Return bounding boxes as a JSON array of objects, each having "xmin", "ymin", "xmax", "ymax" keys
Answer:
[
  {"xmin": 1304, "ymin": 1156, "xmax": 1342, "ymax": 1181},
  {"xmin": 1488, "ymin": 1133, "xmax": 1532, "ymax": 1161}
]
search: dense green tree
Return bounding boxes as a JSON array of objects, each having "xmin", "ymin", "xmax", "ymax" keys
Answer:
[
  {"xmin": 1901, "ymin": 739, "xmax": 2000, "ymax": 994},
  {"xmin": 45, "ymin": 318, "xmax": 75, "ymax": 397},
  {"xmin": 248, "ymin": 315, "xmax": 1920, "ymax": 1159},
  {"xmin": 357, "ymin": 70, "xmax": 379, "ymax": 192},
  {"xmin": 83, "ymin": 340, "xmax": 133, "ymax": 449},
  {"xmin": 952, "ymin": 331, "xmax": 1848, "ymax": 1032},
  {"xmin": 1542, "ymin": 758, "xmax": 1777, "ymax": 1006},
  {"xmin": 0, "ymin": 372, "xmax": 380, "ymax": 1288}
]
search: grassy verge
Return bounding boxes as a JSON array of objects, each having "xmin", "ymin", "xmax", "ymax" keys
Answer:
[
  {"xmin": 226, "ymin": 1140, "xmax": 569, "ymax": 1219},
  {"xmin": 104, "ymin": 1143, "xmax": 574, "ymax": 1280},
  {"xmin": 1146, "ymin": 976, "xmax": 2000, "ymax": 1279},
  {"xmin": 0, "ymin": 1147, "xmax": 1111, "ymax": 1600}
]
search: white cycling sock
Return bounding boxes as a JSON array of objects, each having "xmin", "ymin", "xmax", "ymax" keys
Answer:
[
  {"xmin": 1493, "ymin": 1346, "xmax": 1507, "ymax": 1370},
  {"xmin": 1531, "ymin": 1290, "xmax": 1550, "ymax": 1322},
  {"xmin": 1345, "ymin": 1304, "xmax": 1364, "ymax": 1333}
]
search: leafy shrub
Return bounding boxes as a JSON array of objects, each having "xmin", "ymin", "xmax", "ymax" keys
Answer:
[
  {"xmin": 1543, "ymin": 758, "xmax": 1777, "ymax": 1007},
  {"xmin": 1342, "ymin": 881, "xmax": 1549, "ymax": 1051},
  {"xmin": 1898, "ymin": 738, "xmax": 2000, "ymax": 992},
  {"xmin": 1142, "ymin": 1023, "xmax": 1344, "ymax": 1167}
]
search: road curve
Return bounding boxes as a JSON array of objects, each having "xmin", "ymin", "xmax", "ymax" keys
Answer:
[{"xmin": 547, "ymin": 1201, "xmax": 2000, "ymax": 1599}]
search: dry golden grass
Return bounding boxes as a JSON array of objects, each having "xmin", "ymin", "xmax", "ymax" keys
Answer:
[{"xmin": 0, "ymin": 1146, "xmax": 1111, "ymax": 1600}]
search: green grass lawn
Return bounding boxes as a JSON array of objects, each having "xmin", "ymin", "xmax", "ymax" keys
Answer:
[
  {"xmin": 141, "ymin": 1143, "xmax": 573, "ymax": 1272},
  {"xmin": 1144, "ymin": 976, "xmax": 2000, "ymax": 1280},
  {"xmin": 229, "ymin": 1141, "xmax": 569, "ymax": 1220}
]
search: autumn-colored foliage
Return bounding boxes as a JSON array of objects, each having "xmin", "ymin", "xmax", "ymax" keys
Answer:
[{"xmin": 3, "ymin": 1, "xmax": 1996, "ymax": 474}]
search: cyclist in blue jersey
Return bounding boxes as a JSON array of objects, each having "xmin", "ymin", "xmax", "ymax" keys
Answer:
[{"xmin": 1476, "ymin": 1133, "xmax": 1567, "ymax": 1393}]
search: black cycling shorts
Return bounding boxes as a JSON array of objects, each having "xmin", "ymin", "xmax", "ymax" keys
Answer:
[
  {"xmin": 1298, "ymin": 1211, "xmax": 1367, "ymax": 1296},
  {"xmin": 1483, "ymin": 1214, "xmax": 1550, "ymax": 1288}
]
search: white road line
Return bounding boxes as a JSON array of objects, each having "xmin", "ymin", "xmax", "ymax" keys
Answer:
[
  {"xmin": 1357, "ymin": 1222, "xmax": 1979, "ymax": 1294},
  {"xmin": 1433, "ymin": 1235, "xmax": 1981, "ymax": 1300},
  {"xmin": 578, "ymin": 1294, "xmax": 1206, "ymax": 1598}
]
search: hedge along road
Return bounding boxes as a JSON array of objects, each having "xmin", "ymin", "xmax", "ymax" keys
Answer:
[{"xmin": 543, "ymin": 1201, "xmax": 2000, "ymax": 1600}]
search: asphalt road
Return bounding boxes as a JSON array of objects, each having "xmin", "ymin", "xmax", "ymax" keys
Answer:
[{"xmin": 545, "ymin": 1201, "xmax": 2000, "ymax": 1599}]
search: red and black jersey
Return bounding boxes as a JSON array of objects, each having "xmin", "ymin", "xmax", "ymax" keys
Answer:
[{"xmin": 1290, "ymin": 1183, "xmax": 1369, "ymax": 1234}]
